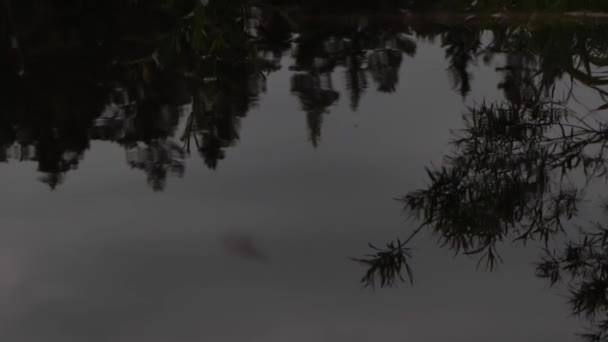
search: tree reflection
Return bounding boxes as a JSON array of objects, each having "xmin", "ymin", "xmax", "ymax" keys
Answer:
[
  {"xmin": 443, "ymin": 25, "xmax": 481, "ymax": 97},
  {"xmin": 6, "ymin": 0, "xmax": 608, "ymax": 339},
  {"xmin": 357, "ymin": 91, "xmax": 608, "ymax": 339},
  {"xmin": 4, "ymin": 0, "xmax": 608, "ymax": 194}
]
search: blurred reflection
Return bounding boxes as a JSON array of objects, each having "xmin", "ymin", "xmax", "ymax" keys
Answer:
[
  {"xmin": 357, "ymin": 48, "xmax": 608, "ymax": 340},
  {"xmin": 4, "ymin": 0, "xmax": 608, "ymax": 190},
  {"xmin": 4, "ymin": 0, "xmax": 608, "ymax": 340}
]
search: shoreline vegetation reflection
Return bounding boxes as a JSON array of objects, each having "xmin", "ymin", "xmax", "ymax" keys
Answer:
[
  {"xmin": 3, "ymin": 0, "xmax": 608, "ymax": 189},
  {"xmin": 5, "ymin": 1, "xmax": 608, "ymax": 340},
  {"xmin": 340, "ymin": 6, "xmax": 608, "ymax": 342}
]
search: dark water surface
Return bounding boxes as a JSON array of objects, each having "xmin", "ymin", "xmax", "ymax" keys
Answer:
[{"xmin": 3, "ymin": 1, "xmax": 608, "ymax": 341}]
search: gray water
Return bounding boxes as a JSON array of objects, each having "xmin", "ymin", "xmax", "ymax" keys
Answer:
[
  {"xmin": 7, "ymin": 0, "xmax": 608, "ymax": 338},
  {"xmin": 2, "ymin": 36, "xmax": 594, "ymax": 341}
]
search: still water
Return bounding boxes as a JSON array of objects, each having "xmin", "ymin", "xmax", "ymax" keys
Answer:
[{"xmin": 3, "ymin": 2, "xmax": 608, "ymax": 341}]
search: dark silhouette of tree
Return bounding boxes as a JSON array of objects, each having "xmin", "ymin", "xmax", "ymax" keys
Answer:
[
  {"xmin": 4, "ymin": 0, "xmax": 608, "ymax": 191},
  {"xmin": 357, "ymin": 90, "xmax": 608, "ymax": 339},
  {"xmin": 442, "ymin": 26, "xmax": 482, "ymax": 97},
  {"xmin": 291, "ymin": 73, "xmax": 340, "ymax": 146},
  {"xmin": 1, "ymin": 0, "xmax": 277, "ymax": 186}
]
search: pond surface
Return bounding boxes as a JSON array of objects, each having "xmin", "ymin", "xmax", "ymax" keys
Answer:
[{"xmin": 3, "ymin": 2, "xmax": 608, "ymax": 341}]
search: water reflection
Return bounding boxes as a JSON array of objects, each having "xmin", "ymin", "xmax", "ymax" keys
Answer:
[
  {"xmin": 357, "ymin": 49, "xmax": 608, "ymax": 342},
  {"xmin": 4, "ymin": 1, "xmax": 607, "ymax": 190},
  {"xmin": 5, "ymin": 0, "xmax": 608, "ymax": 339}
]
